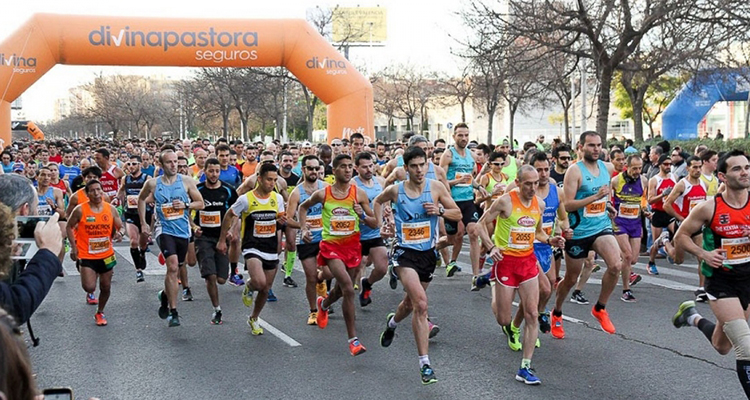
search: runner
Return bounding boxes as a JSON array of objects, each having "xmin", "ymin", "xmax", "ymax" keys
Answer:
[
  {"xmin": 698, "ymin": 150, "xmax": 720, "ymax": 302},
  {"xmin": 278, "ymin": 151, "xmax": 301, "ymax": 289},
  {"xmin": 66, "ymin": 180, "xmax": 123, "ymax": 326},
  {"xmin": 94, "ymin": 148, "xmax": 124, "ymax": 200},
  {"xmin": 177, "ymin": 155, "xmax": 197, "ymax": 300},
  {"xmin": 478, "ymin": 151, "xmax": 509, "ymax": 211},
  {"xmin": 298, "ymin": 154, "xmax": 377, "ymax": 355},
  {"xmin": 553, "ymin": 131, "xmax": 622, "ymax": 338},
  {"xmin": 671, "ymin": 150, "xmax": 750, "ymax": 398},
  {"xmin": 647, "ymin": 154, "xmax": 676, "ymax": 274},
  {"xmin": 373, "ymin": 145, "xmax": 461, "ymax": 384},
  {"xmin": 117, "ymin": 155, "xmax": 151, "ymax": 283},
  {"xmin": 476, "ymin": 165, "xmax": 565, "ymax": 385},
  {"xmin": 286, "ymin": 155, "xmax": 329, "ymax": 325},
  {"xmin": 193, "ymin": 158, "xmax": 238, "ymax": 325},
  {"xmin": 217, "ymin": 162, "xmax": 286, "ymax": 335},
  {"xmin": 138, "ymin": 149, "xmax": 204, "ymax": 327}
]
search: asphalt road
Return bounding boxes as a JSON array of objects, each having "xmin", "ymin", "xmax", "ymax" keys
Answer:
[{"xmin": 25, "ymin": 242, "xmax": 745, "ymax": 399}]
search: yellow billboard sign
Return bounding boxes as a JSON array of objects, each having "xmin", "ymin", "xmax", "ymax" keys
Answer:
[{"xmin": 332, "ymin": 7, "xmax": 387, "ymax": 43}]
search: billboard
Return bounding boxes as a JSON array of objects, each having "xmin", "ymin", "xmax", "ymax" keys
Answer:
[{"xmin": 332, "ymin": 7, "xmax": 387, "ymax": 43}]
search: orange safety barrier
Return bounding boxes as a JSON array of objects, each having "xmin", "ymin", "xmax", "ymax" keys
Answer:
[{"xmin": 0, "ymin": 14, "xmax": 373, "ymax": 146}]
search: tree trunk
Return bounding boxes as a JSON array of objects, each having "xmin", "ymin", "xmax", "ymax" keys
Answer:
[
  {"xmin": 745, "ymin": 91, "xmax": 750, "ymax": 138},
  {"xmin": 563, "ymin": 104, "xmax": 570, "ymax": 144},
  {"xmin": 509, "ymin": 107, "xmax": 516, "ymax": 148},
  {"xmin": 596, "ymin": 67, "xmax": 614, "ymax": 142},
  {"xmin": 460, "ymin": 101, "xmax": 466, "ymax": 123},
  {"xmin": 631, "ymin": 102, "xmax": 645, "ymax": 142},
  {"xmin": 222, "ymin": 109, "xmax": 229, "ymax": 139},
  {"xmin": 486, "ymin": 105, "xmax": 497, "ymax": 144}
]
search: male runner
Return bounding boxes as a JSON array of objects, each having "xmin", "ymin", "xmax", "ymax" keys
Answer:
[
  {"xmin": 549, "ymin": 145, "xmax": 571, "ymax": 186},
  {"xmin": 278, "ymin": 151, "xmax": 301, "ymax": 289},
  {"xmin": 663, "ymin": 156, "xmax": 707, "ymax": 257},
  {"xmin": 194, "ymin": 158, "xmax": 238, "ymax": 325},
  {"xmin": 67, "ymin": 180, "xmax": 123, "ymax": 326},
  {"xmin": 59, "ymin": 147, "xmax": 81, "ymax": 188},
  {"xmin": 117, "ymin": 155, "xmax": 151, "ymax": 282},
  {"xmin": 671, "ymin": 150, "xmax": 750, "ymax": 398},
  {"xmin": 647, "ymin": 154, "xmax": 676, "ymax": 274},
  {"xmin": 553, "ymin": 131, "xmax": 622, "ymax": 338},
  {"xmin": 374, "ymin": 145, "xmax": 461, "ymax": 384},
  {"xmin": 298, "ymin": 154, "xmax": 377, "ymax": 355},
  {"xmin": 94, "ymin": 148, "xmax": 124, "ymax": 200},
  {"xmin": 477, "ymin": 165, "xmax": 565, "ymax": 385},
  {"xmin": 698, "ymin": 150, "xmax": 720, "ymax": 302},
  {"xmin": 217, "ymin": 162, "xmax": 285, "ymax": 335},
  {"xmin": 138, "ymin": 149, "xmax": 204, "ymax": 327}
]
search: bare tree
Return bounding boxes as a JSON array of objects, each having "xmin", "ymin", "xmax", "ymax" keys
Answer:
[{"xmin": 439, "ymin": 66, "xmax": 474, "ymax": 123}]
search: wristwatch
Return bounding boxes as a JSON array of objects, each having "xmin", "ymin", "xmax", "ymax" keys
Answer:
[{"xmin": 438, "ymin": 206, "xmax": 445, "ymax": 216}]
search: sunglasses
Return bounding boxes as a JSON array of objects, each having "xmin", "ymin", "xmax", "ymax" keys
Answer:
[
  {"xmin": 491, "ymin": 162, "xmax": 503, "ymax": 166},
  {"xmin": 559, "ymin": 156, "xmax": 571, "ymax": 161},
  {"xmin": 662, "ymin": 163, "xmax": 672, "ymax": 166},
  {"xmin": 305, "ymin": 166, "xmax": 320, "ymax": 171},
  {"xmin": 332, "ymin": 143, "xmax": 342, "ymax": 147}
]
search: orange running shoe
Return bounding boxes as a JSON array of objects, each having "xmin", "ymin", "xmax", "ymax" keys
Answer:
[
  {"xmin": 94, "ymin": 312, "xmax": 107, "ymax": 326},
  {"xmin": 86, "ymin": 293, "xmax": 98, "ymax": 305},
  {"xmin": 591, "ymin": 306, "xmax": 616, "ymax": 334},
  {"xmin": 349, "ymin": 338, "xmax": 367, "ymax": 356},
  {"xmin": 550, "ymin": 313, "xmax": 565, "ymax": 339},
  {"xmin": 316, "ymin": 296, "xmax": 329, "ymax": 329}
]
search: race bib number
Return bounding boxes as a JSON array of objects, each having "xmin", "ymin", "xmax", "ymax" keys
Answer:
[
  {"xmin": 584, "ymin": 199, "xmax": 607, "ymax": 218},
  {"xmin": 455, "ymin": 172, "xmax": 471, "ymax": 187},
  {"xmin": 401, "ymin": 221, "xmax": 432, "ymax": 245},
  {"xmin": 689, "ymin": 199, "xmax": 703, "ymax": 212},
  {"xmin": 330, "ymin": 215, "xmax": 356, "ymax": 236},
  {"xmin": 161, "ymin": 204, "xmax": 185, "ymax": 221},
  {"xmin": 199, "ymin": 211, "xmax": 221, "ymax": 228},
  {"xmin": 254, "ymin": 220, "xmax": 277, "ymax": 238},
  {"xmin": 106, "ymin": 190, "xmax": 118, "ymax": 198},
  {"xmin": 508, "ymin": 227, "xmax": 535, "ymax": 250},
  {"xmin": 89, "ymin": 237, "xmax": 111, "ymax": 254},
  {"xmin": 37, "ymin": 204, "xmax": 53, "ymax": 216},
  {"xmin": 308, "ymin": 215, "xmax": 323, "ymax": 232},
  {"xmin": 618, "ymin": 203, "xmax": 640, "ymax": 219},
  {"xmin": 126, "ymin": 195, "xmax": 139, "ymax": 209},
  {"xmin": 722, "ymin": 237, "xmax": 750, "ymax": 265},
  {"xmin": 542, "ymin": 222, "xmax": 553, "ymax": 236}
]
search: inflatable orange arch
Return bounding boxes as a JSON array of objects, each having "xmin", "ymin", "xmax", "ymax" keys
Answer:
[{"xmin": 0, "ymin": 14, "xmax": 373, "ymax": 146}]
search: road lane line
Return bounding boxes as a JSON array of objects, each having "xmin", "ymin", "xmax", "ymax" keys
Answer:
[
  {"xmin": 512, "ymin": 301, "xmax": 583, "ymax": 324},
  {"xmin": 258, "ymin": 318, "xmax": 301, "ymax": 347}
]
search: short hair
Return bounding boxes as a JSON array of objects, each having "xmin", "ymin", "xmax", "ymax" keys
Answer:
[
  {"xmin": 350, "ymin": 133, "xmax": 365, "ymax": 142},
  {"xmin": 355, "ymin": 152, "xmax": 373, "ymax": 166},
  {"xmin": 408, "ymin": 135, "xmax": 429, "ymax": 147},
  {"xmin": 204, "ymin": 158, "xmax": 220, "ymax": 168},
  {"xmin": 318, "ymin": 144, "xmax": 332, "ymax": 156},
  {"xmin": 476, "ymin": 143, "xmax": 491, "ymax": 156},
  {"xmin": 453, "ymin": 122, "xmax": 469, "ymax": 132},
  {"xmin": 301, "ymin": 155, "xmax": 320, "ymax": 167},
  {"xmin": 658, "ymin": 154, "xmax": 670, "ymax": 166},
  {"xmin": 625, "ymin": 139, "xmax": 634, "ymax": 147},
  {"xmin": 717, "ymin": 149, "xmax": 748, "ymax": 174},
  {"xmin": 531, "ymin": 151, "xmax": 550, "ymax": 166},
  {"xmin": 610, "ymin": 148, "xmax": 624, "ymax": 158},
  {"xmin": 95, "ymin": 148, "xmax": 110, "ymax": 159},
  {"xmin": 376, "ymin": 141, "xmax": 385, "ymax": 148},
  {"xmin": 433, "ymin": 148, "xmax": 445, "ymax": 156},
  {"xmin": 216, "ymin": 144, "xmax": 231, "ymax": 154},
  {"xmin": 700, "ymin": 150, "xmax": 718, "ymax": 163},
  {"xmin": 651, "ymin": 147, "xmax": 664, "ymax": 156},
  {"xmin": 129, "ymin": 155, "xmax": 142, "ymax": 163},
  {"xmin": 279, "ymin": 151, "xmax": 294, "ymax": 161},
  {"xmin": 0, "ymin": 174, "xmax": 36, "ymax": 212},
  {"xmin": 517, "ymin": 165, "xmax": 538, "ymax": 182},
  {"xmin": 61, "ymin": 147, "xmax": 75, "ymax": 155},
  {"xmin": 523, "ymin": 142, "xmax": 537, "ymax": 152},
  {"xmin": 686, "ymin": 156, "xmax": 702, "ymax": 166},
  {"xmin": 579, "ymin": 131, "xmax": 600, "ymax": 144},
  {"xmin": 258, "ymin": 162, "xmax": 278, "ymax": 177},
  {"xmin": 177, "ymin": 156, "xmax": 189, "ymax": 164},
  {"xmin": 403, "ymin": 146, "xmax": 427, "ymax": 166},
  {"xmin": 82, "ymin": 166, "xmax": 103, "ymax": 178},
  {"xmin": 85, "ymin": 179, "xmax": 102, "ymax": 194},
  {"xmin": 332, "ymin": 154, "xmax": 352, "ymax": 168},
  {"xmin": 552, "ymin": 144, "xmax": 571, "ymax": 158},
  {"xmin": 434, "ymin": 138, "xmax": 446, "ymax": 146},
  {"xmin": 626, "ymin": 155, "xmax": 642, "ymax": 165},
  {"xmin": 489, "ymin": 151, "xmax": 507, "ymax": 162}
]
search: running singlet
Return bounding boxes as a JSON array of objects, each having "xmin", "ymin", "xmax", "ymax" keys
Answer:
[
  {"xmin": 613, "ymin": 173, "xmax": 644, "ymax": 222},
  {"xmin": 485, "ymin": 173, "xmax": 508, "ymax": 202},
  {"xmin": 446, "ymin": 146, "xmax": 474, "ymax": 202},
  {"xmin": 674, "ymin": 179, "xmax": 707, "ymax": 219},
  {"xmin": 393, "ymin": 180, "xmax": 438, "ymax": 252},
  {"xmin": 534, "ymin": 184, "xmax": 559, "ymax": 245},
  {"xmin": 237, "ymin": 190, "xmax": 283, "ymax": 257},
  {"xmin": 353, "ymin": 176, "xmax": 382, "ymax": 241},
  {"xmin": 100, "ymin": 164, "xmax": 119, "ymax": 199},
  {"xmin": 700, "ymin": 174, "xmax": 719, "ymax": 197},
  {"xmin": 154, "ymin": 175, "xmax": 191, "ymax": 239},
  {"xmin": 703, "ymin": 194, "xmax": 750, "ymax": 277},
  {"xmin": 502, "ymin": 159, "xmax": 519, "ymax": 182},
  {"xmin": 195, "ymin": 182, "xmax": 237, "ymax": 238},
  {"xmin": 321, "ymin": 185, "xmax": 361, "ymax": 244},
  {"xmin": 141, "ymin": 165, "xmax": 155, "ymax": 177},
  {"xmin": 59, "ymin": 164, "xmax": 81, "ymax": 187},
  {"xmin": 283, "ymin": 172, "xmax": 300, "ymax": 195},
  {"xmin": 123, "ymin": 174, "xmax": 148, "ymax": 216},
  {"xmin": 75, "ymin": 202, "xmax": 115, "ymax": 260},
  {"xmin": 50, "ymin": 179, "xmax": 67, "ymax": 193},
  {"xmin": 651, "ymin": 174, "xmax": 676, "ymax": 212},
  {"xmin": 37, "ymin": 186, "xmax": 56, "ymax": 216},
  {"xmin": 549, "ymin": 168, "xmax": 565, "ymax": 188},
  {"xmin": 570, "ymin": 160, "xmax": 611, "ymax": 240},
  {"xmin": 493, "ymin": 190, "xmax": 541, "ymax": 257},
  {"xmin": 296, "ymin": 181, "xmax": 325, "ymax": 245}
]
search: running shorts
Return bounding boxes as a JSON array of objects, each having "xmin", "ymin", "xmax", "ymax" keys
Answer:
[
  {"xmin": 244, "ymin": 253, "xmax": 279, "ymax": 271},
  {"xmin": 705, "ymin": 269, "xmax": 750, "ymax": 310},
  {"xmin": 361, "ymin": 237, "xmax": 386, "ymax": 256},
  {"xmin": 564, "ymin": 229, "xmax": 613, "ymax": 259},
  {"xmin": 445, "ymin": 200, "xmax": 480, "ymax": 235},
  {"xmin": 196, "ymin": 237, "xmax": 229, "ymax": 280},
  {"xmin": 651, "ymin": 210, "xmax": 674, "ymax": 229},
  {"xmin": 392, "ymin": 246, "xmax": 437, "ymax": 283},
  {"xmin": 297, "ymin": 242, "xmax": 320, "ymax": 261},
  {"xmin": 157, "ymin": 234, "xmax": 189, "ymax": 264},
  {"xmin": 317, "ymin": 240, "xmax": 362, "ymax": 269},
  {"xmin": 533, "ymin": 244, "xmax": 553, "ymax": 274},
  {"xmin": 492, "ymin": 253, "xmax": 539, "ymax": 288}
]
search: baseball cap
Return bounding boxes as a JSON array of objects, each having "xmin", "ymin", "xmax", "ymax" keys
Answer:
[{"xmin": 13, "ymin": 162, "xmax": 24, "ymax": 172}]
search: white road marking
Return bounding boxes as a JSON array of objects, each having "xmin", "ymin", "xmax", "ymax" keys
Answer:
[
  {"xmin": 258, "ymin": 318, "xmax": 301, "ymax": 347},
  {"xmin": 512, "ymin": 301, "xmax": 583, "ymax": 324}
]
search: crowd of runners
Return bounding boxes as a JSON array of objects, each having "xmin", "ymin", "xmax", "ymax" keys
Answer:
[{"xmin": 3, "ymin": 125, "xmax": 750, "ymax": 395}]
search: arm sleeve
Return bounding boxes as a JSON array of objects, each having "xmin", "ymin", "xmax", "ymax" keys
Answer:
[{"xmin": 0, "ymin": 249, "xmax": 62, "ymax": 324}]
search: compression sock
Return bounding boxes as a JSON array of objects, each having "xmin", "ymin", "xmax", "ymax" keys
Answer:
[
  {"xmin": 697, "ymin": 318, "xmax": 716, "ymax": 342},
  {"xmin": 284, "ymin": 251, "xmax": 296, "ymax": 278},
  {"xmin": 130, "ymin": 248, "xmax": 141, "ymax": 270},
  {"xmin": 552, "ymin": 309, "xmax": 563, "ymax": 317},
  {"xmin": 737, "ymin": 360, "xmax": 750, "ymax": 398},
  {"xmin": 230, "ymin": 262, "xmax": 238, "ymax": 276},
  {"xmin": 139, "ymin": 248, "xmax": 148, "ymax": 270}
]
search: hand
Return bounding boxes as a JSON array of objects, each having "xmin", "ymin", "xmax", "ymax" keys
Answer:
[
  {"xmin": 34, "ymin": 213, "xmax": 62, "ymax": 255},
  {"xmin": 489, "ymin": 246, "xmax": 504, "ymax": 262},
  {"xmin": 194, "ymin": 227, "xmax": 203, "ymax": 237},
  {"xmin": 276, "ymin": 212, "xmax": 287, "ymax": 225},
  {"xmin": 597, "ymin": 186, "xmax": 610, "ymax": 199},
  {"xmin": 549, "ymin": 236, "xmax": 565, "ymax": 248},
  {"xmin": 216, "ymin": 240, "xmax": 228, "ymax": 254},
  {"xmin": 301, "ymin": 229, "xmax": 312, "ymax": 243},
  {"xmin": 70, "ymin": 249, "xmax": 78, "ymax": 262},
  {"xmin": 644, "ymin": 211, "xmax": 653, "ymax": 220},
  {"xmin": 226, "ymin": 231, "xmax": 234, "ymax": 242},
  {"xmin": 380, "ymin": 222, "xmax": 394, "ymax": 238},
  {"xmin": 492, "ymin": 184, "xmax": 506, "ymax": 196},
  {"xmin": 422, "ymin": 202, "xmax": 440, "ymax": 216},
  {"xmin": 141, "ymin": 224, "xmax": 151, "ymax": 236},
  {"xmin": 111, "ymin": 197, "xmax": 120, "ymax": 207},
  {"xmin": 46, "ymin": 198, "xmax": 56, "ymax": 208},
  {"xmin": 477, "ymin": 186, "xmax": 489, "ymax": 199},
  {"xmin": 703, "ymin": 249, "xmax": 726, "ymax": 269},
  {"xmin": 562, "ymin": 228, "xmax": 574, "ymax": 240},
  {"xmin": 383, "ymin": 206, "xmax": 393, "ymax": 219},
  {"xmin": 172, "ymin": 199, "xmax": 186, "ymax": 209},
  {"xmin": 607, "ymin": 205, "xmax": 617, "ymax": 219},
  {"xmin": 462, "ymin": 174, "xmax": 473, "ymax": 184},
  {"xmin": 353, "ymin": 202, "xmax": 364, "ymax": 216},
  {"xmin": 113, "ymin": 231, "xmax": 123, "ymax": 242},
  {"xmin": 662, "ymin": 187, "xmax": 673, "ymax": 197}
]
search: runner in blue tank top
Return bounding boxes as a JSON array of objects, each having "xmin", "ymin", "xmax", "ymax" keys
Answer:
[
  {"xmin": 552, "ymin": 131, "xmax": 622, "ymax": 340},
  {"xmin": 138, "ymin": 149, "xmax": 205, "ymax": 327},
  {"xmin": 373, "ymin": 145, "xmax": 462, "ymax": 385},
  {"xmin": 439, "ymin": 123, "xmax": 489, "ymax": 288}
]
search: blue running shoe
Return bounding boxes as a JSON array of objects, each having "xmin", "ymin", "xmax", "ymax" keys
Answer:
[
  {"xmin": 515, "ymin": 367, "xmax": 541, "ymax": 385},
  {"xmin": 267, "ymin": 289, "xmax": 278, "ymax": 302},
  {"xmin": 420, "ymin": 364, "xmax": 437, "ymax": 385},
  {"xmin": 647, "ymin": 262, "xmax": 659, "ymax": 275}
]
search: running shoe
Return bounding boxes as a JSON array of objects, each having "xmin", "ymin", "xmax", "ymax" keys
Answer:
[
  {"xmin": 211, "ymin": 310, "xmax": 223, "ymax": 325},
  {"xmin": 359, "ymin": 278, "xmax": 372, "ymax": 307},
  {"xmin": 182, "ymin": 287, "xmax": 193, "ymax": 301},
  {"xmin": 349, "ymin": 338, "xmax": 367, "ymax": 356},
  {"xmin": 94, "ymin": 312, "xmax": 107, "ymax": 326},
  {"xmin": 158, "ymin": 252, "xmax": 165, "ymax": 265},
  {"xmin": 591, "ymin": 306, "xmax": 616, "ymax": 334},
  {"xmin": 629, "ymin": 272, "xmax": 642, "ymax": 286},
  {"xmin": 86, "ymin": 293, "xmax": 98, "ymax": 305},
  {"xmin": 420, "ymin": 364, "xmax": 438, "ymax": 385},
  {"xmin": 502, "ymin": 324, "xmax": 522, "ymax": 351},
  {"xmin": 695, "ymin": 288, "xmax": 709, "ymax": 303},
  {"xmin": 316, "ymin": 281, "xmax": 328, "ymax": 298},
  {"xmin": 515, "ymin": 367, "xmax": 541, "ymax": 385},
  {"xmin": 672, "ymin": 300, "xmax": 698, "ymax": 328},
  {"xmin": 535, "ymin": 338, "xmax": 541, "ymax": 348},
  {"xmin": 353, "ymin": 283, "xmax": 360, "ymax": 291},
  {"xmin": 380, "ymin": 312, "xmax": 396, "ymax": 347},
  {"xmin": 428, "ymin": 318, "xmax": 440, "ymax": 339},
  {"xmin": 471, "ymin": 275, "xmax": 481, "ymax": 292},
  {"xmin": 168, "ymin": 311, "xmax": 181, "ymax": 327},
  {"xmin": 157, "ymin": 290, "xmax": 169, "ymax": 319},
  {"xmin": 647, "ymin": 262, "xmax": 659, "ymax": 275},
  {"xmin": 283, "ymin": 276, "xmax": 298, "ymax": 288},
  {"xmin": 446, "ymin": 261, "xmax": 459, "ymax": 277},
  {"xmin": 316, "ymin": 296, "xmax": 329, "ymax": 329},
  {"xmin": 538, "ymin": 312, "xmax": 551, "ymax": 334},
  {"xmin": 307, "ymin": 311, "xmax": 318, "ymax": 326},
  {"xmin": 570, "ymin": 291, "xmax": 589, "ymax": 305},
  {"xmin": 621, "ymin": 290, "xmax": 636, "ymax": 303},
  {"xmin": 267, "ymin": 289, "xmax": 278, "ymax": 302},
  {"xmin": 592, "ymin": 263, "xmax": 601, "ymax": 273},
  {"xmin": 436, "ymin": 258, "xmax": 443, "ymax": 269},
  {"xmin": 136, "ymin": 270, "xmax": 145, "ymax": 283},
  {"xmin": 248, "ymin": 317, "xmax": 264, "ymax": 335},
  {"xmin": 229, "ymin": 274, "xmax": 245, "ymax": 287},
  {"xmin": 242, "ymin": 285, "xmax": 254, "ymax": 308},
  {"xmin": 551, "ymin": 314, "xmax": 565, "ymax": 339},
  {"xmin": 388, "ymin": 263, "xmax": 398, "ymax": 290}
]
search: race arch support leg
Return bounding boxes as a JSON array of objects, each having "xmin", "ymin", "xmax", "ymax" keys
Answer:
[{"xmin": 0, "ymin": 101, "xmax": 10, "ymax": 148}]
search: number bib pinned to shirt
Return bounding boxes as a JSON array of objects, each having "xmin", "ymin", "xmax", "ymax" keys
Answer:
[
  {"xmin": 330, "ymin": 215, "xmax": 356, "ymax": 236},
  {"xmin": 126, "ymin": 195, "xmax": 139, "ymax": 210},
  {"xmin": 584, "ymin": 199, "xmax": 607, "ymax": 218},
  {"xmin": 200, "ymin": 211, "xmax": 221, "ymax": 228},
  {"xmin": 618, "ymin": 203, "xmax": 640, "ymax": 219},
  {"xmin": 89, "ymin": 237, "xmax": 111, "ymax": 254},
  {"xmin": 722, "ymin": 237, "xmax": 750, "ymax": 265},
  {"xmin": 308, "ymin": 215, "xmax": 323, "ymax": 232},
  {"xmin": 401, "ymin": 221, "xmax": 431, "ymax": 245},
  {"xmin": 508, "ymin": 227, "xmax": 535, "ymax": 250},
  {"xmin": 161, "ymin": 204, "xmax": 185, "ymax": 220},
  {"xmin": 254, "ymin": 220, "xmax": 277, "ymax": 238}
]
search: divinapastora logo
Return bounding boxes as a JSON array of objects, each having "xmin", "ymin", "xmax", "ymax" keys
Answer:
[
  {"xmin": 0, "ymin": 53, "xmax": 37, "ymax": 74},
  {"xmin": 306, "ymin": 56, "xmax": 348, "ymax": 75}
]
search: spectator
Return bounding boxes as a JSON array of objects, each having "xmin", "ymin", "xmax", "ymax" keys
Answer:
[
  {"xmin": 646, "ymin": 146, "xmax": 664, "ymax": 179},
  {"xmin": 535, "ymin": 135, "xmax": 545, "ymax": 151},
  {"xmin": 716, "ymin": 129, "xmax": 724, "ymax": 140},
  {"xmin": 0, "ymin": 307, "xmax": 36, "ymax": 400},
  {"xmin": 671, "ymin": 149, "xmax": 688, "ymax": 181}
]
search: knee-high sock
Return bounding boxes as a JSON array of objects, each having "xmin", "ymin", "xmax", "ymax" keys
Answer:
[
  {"xmin": 130, "ymin": 248, "xmax": 142, "ymax": 271},
  {"xmin": 284, "ymin": 251, "xmax": 296, "ymax": 278}
]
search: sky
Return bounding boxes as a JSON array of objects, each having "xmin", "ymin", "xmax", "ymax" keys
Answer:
[{"xmin": 1, "ymin": 0, "xmax": 470, "ymax": 122}]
